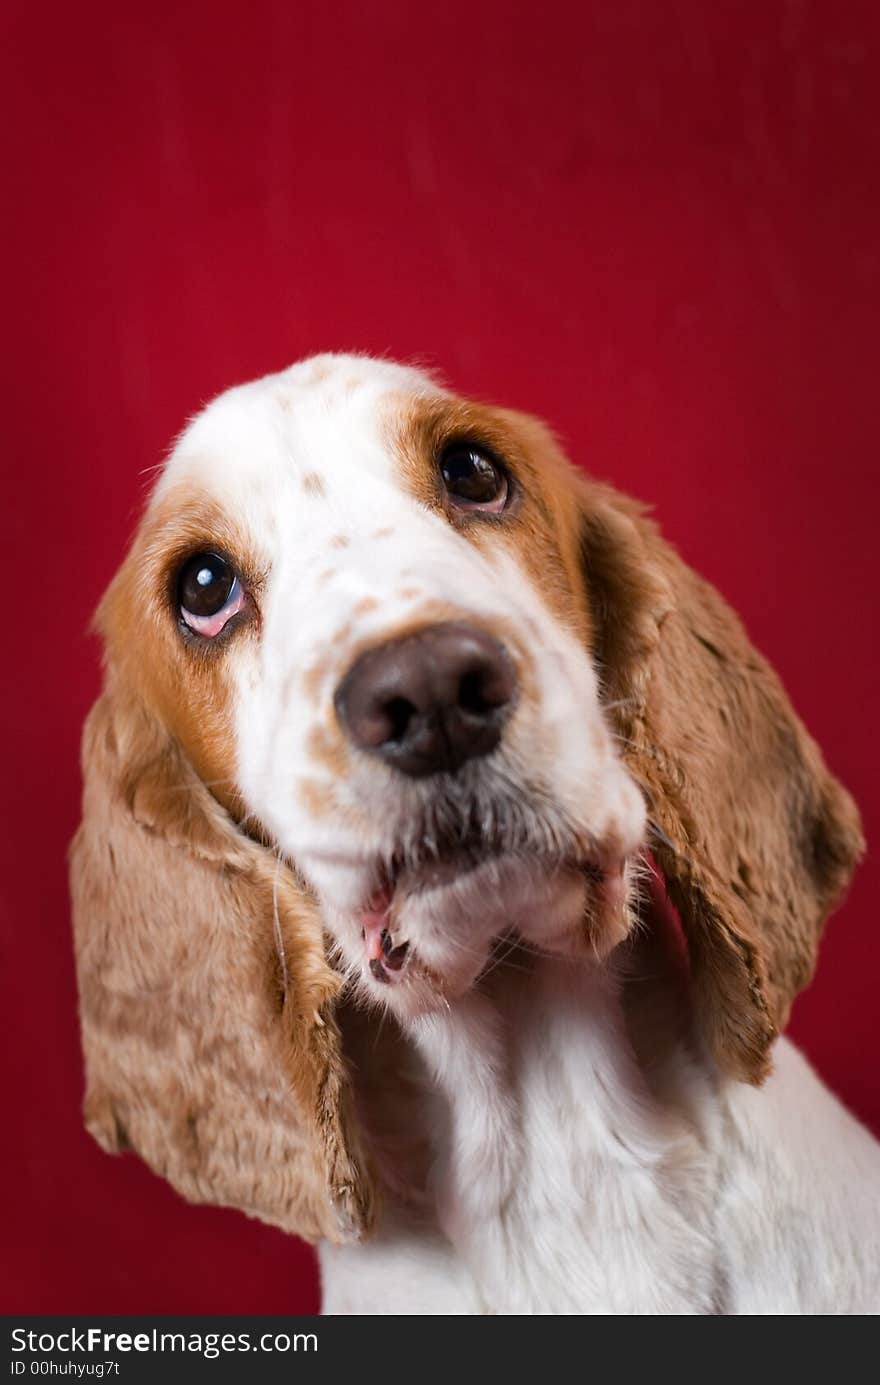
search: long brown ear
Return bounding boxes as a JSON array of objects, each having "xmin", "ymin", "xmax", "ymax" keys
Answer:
[
  {"xmin": 69, "ymin": 681, "xmax": 373, "ymax": 1243},
  {"xmin": 579, "ymin": 482, "xmax": 864, "ymax": 1082}
]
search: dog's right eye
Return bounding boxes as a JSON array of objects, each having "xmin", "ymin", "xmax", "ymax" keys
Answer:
[
  {"xmin": 439, "ymin": 443, "xmax": 510, "ymax": 513},
  {"xmin": 177, "ymin": 552, "xmax": 244, "ymax": 638}
]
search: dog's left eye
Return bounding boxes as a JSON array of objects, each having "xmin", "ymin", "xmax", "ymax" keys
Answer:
[
  {"xmin": 177, "ymin": 551, "xmax": 245, "ymax": 638},
  {"xmin": 440, "ymin": 444, "xmax": 509, "ymax": 513}
]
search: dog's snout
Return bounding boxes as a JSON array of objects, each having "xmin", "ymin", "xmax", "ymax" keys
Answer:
[{"xmin": 334, "ymin": 622, "xmax": 517, "ymax": 777}]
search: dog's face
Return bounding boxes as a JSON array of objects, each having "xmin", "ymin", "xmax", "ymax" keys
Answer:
[
  {"xmin": 73, "ymin": 353, "xmax": 862, "ymax": 1242},
  {"xmin": 106, "ymin": 355, "xmax": 645, "ymax": 1019}
]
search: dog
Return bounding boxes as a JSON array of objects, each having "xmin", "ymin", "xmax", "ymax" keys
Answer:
[{"xmin": 70, "ymin": 353, "xmax": 879, "ymax": 1313}]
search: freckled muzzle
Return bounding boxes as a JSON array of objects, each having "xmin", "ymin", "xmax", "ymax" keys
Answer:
[{"xmin": 333, "ymin": 621, "xmax": 518, "ymax": 778}]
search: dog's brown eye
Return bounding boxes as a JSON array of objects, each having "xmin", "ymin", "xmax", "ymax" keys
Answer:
[
  {"xmin": 440, "ymin": 445, "xmax": 509, "ymax": 513},
  {"xmin": 178, "ymin": 552, "xmax": 234, "ymax": 615},
  {"xmin": 177, "ymin": 552, "xmax": 244, "ymax": 638}
]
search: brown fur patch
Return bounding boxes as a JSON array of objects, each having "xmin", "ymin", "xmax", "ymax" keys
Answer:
[
  {"xmin": 302, "ymin": 472, "xmax": 326, "ymax": 497},
  {"xmin": 578, "ymin": 480, "xmax": 864, "ymax": 1081},
  {"xmin": 303, "ymin": 656, "xmax": 332, "ymax": 702},
  {"xmin": 70, "ymin": 689, "xmax": 372, "ymax": 1244},
  {"xmin": 299, "ymin": 777, "xmax": 338, "ymax": 819},
  {"xmin": 388, "ymin": 394, "xmax": 591, "ymax": 642},
  {"xmin": 306, "ymin": 722, "xmax": 350, "ymax": 777},
  {"xmin": 329, "ymin": 534, "xmax": 350, "ymax": 549},
  {"xmin": 95, "ymin": 488, "xmax": 265, "ymax": 821}
]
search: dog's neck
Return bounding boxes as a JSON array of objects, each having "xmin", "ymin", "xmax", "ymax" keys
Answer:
[{"xmin": 341, "ymin": 908, "xmax": 726, "ymax": 1313}]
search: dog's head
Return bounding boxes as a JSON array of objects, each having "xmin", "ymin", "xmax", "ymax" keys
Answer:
[{"xmin": 70, "ymin": 354, "xmax": 863, "ymax": 1242}]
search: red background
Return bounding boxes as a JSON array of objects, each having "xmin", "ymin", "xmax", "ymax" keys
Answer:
[{"xmin": 3, "ymin": 1, "xmax": 878, "ymax": 1313}]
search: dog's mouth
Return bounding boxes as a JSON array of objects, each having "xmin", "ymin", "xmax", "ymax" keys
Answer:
[
  {"xmin": 357, "ymin": 830, "xmax": 627, "ymax": 986},
  {"xmin": 360, "ymin": 884, "xmax": 411, "ymax": 984}
]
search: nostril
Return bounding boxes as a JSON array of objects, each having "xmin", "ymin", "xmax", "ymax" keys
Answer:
[
  {"xmin": 458, "ymin": 660, "xmax": 513, "ymax": 715},
  {"xmin": 458, "ymin": 670, "xmax": 487, "ymax": 714},
  {"xmin": 457, "ymin": 668, "xmax": 498, "ymax": 716},
  {"xmin": 384, "ymin": 696, "xmax": 416, "ymax": 742}
]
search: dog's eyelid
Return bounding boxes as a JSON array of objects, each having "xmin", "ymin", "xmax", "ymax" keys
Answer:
[
  {"xmin": 436, "ymin": 434, "xmax": 508, "ymax": 469},
  {"xmin": 176, "ymin": 602, "xmax": 251, "ymax": 651}
]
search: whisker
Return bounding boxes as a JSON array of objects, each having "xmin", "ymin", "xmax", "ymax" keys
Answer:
[{"xmin": 272, "ymin": 854, "xmax": 290, "ymax": 1000}]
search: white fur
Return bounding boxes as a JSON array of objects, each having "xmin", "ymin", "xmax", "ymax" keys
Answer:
[
  {"xmin": 159, "ymin": 354, "xmax": 880, "ymax": 1314},
  {"xmin": 322, "ymin": 967, "xmax": 880, "ymax": 1315}
]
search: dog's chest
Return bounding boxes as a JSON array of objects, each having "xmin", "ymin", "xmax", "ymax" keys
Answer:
[{"xmin": 413, "ymin": 960, "xmax": 721, "ymax": 1314}]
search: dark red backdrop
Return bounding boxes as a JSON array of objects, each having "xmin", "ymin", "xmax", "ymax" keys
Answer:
[{"xmin": 3, "ymin": 0, "xmax": 878, "ymax": 1313}]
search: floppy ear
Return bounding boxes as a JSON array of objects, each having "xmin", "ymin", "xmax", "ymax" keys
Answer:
[
  {"xmin": 579, "ymin": 482, "xmax": 864, "ymax": 1082},
  {"xmin": 69, "ymin": 680, "xmax": 373, "ymax": 1243}
]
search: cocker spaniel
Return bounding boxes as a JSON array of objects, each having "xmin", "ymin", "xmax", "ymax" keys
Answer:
[{"xmin": 70, "ymin": 354, "xmax": 879, "ymax": 1314}]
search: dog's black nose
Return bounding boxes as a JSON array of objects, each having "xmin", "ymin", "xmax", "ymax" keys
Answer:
[{"xmin": 334, "ymin": 621, "xmax": 517, "ymax": 777}]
